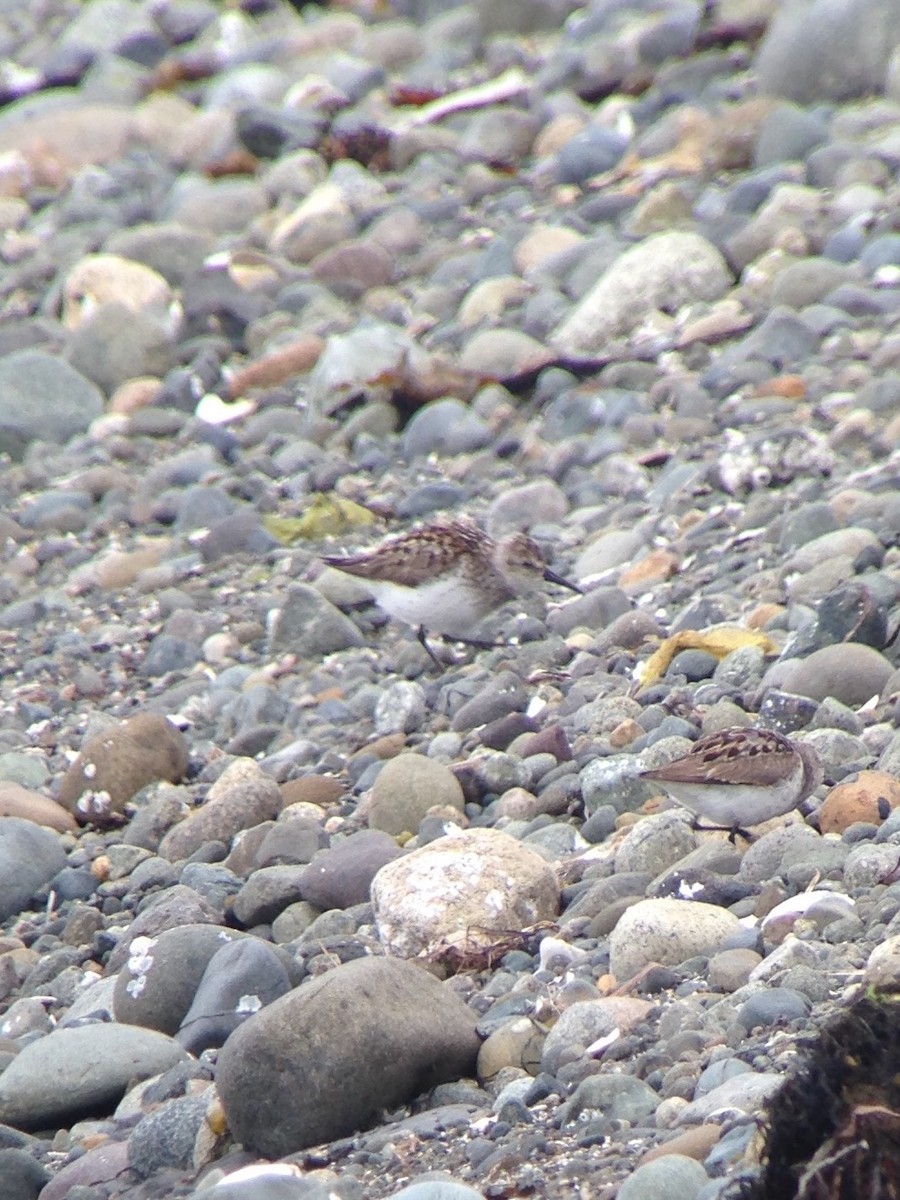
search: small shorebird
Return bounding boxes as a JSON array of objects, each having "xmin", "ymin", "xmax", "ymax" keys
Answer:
[
  {"xmin": 640, "ymin": 727, "xmax": 823, "ymax": 842},
  {"xmin": 321, "ymin": 517, "xmax": 581, "ymax": 666}
]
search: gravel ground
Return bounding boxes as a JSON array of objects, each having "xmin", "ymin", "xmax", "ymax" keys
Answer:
[{"xmin": 1, "ymin": 2, "xmax": 900, "ymax": 1199}]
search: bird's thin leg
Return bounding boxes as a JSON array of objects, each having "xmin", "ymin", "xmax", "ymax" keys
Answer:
[
  {"xmin": 417, "ymin": 625, "xmax": 445, "ymax": 670},
  {"xmin": 729, "ymin": 824, "xmax": 755, "ymax": 844},
  {"xmin": 690, "ymin": 816, "xmax": 755, "ymax": 843}
]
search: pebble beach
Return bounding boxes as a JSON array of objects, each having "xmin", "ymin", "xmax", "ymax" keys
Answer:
[{"xmin": 1, "ymin": 1, "xmax": 900, "ymax": 1198}]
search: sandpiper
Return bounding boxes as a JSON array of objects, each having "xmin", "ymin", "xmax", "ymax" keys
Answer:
[
  {"xmin": 640, "ymin": 727, "xmax": 823, "ymax": 842},
  {"xmin": 321, "ymin": 516, "xmax": 582, "ymax": 666}
]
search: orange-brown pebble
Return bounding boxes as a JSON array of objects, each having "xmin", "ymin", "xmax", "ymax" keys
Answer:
[
  {"xmin": 365, "ymin": 733, "xmax": 407, "ymax": 759},
  {"xmin": 618, "ymin": 549, "xmax": 679, "ymax": 590},
  {"xmin": 609, "ymin": 718, "xmax": 644, "ymax": 749},
  {"xmin": 0, "ymin": 784, "xmax": 78, "ymax": 833},
  {"xmin": 109, "ymin": 377, "xmax": 163, "ymax": 414},
  {"xmin": 745, "ymin": 603, "xmax": 784, "ymax": 630},
  {"xmin": 751, "ymin": 374, "xmax": 806, "ymax": 399},
  {"xmin": 596, "ymin": 974, "xmax": 616, "ymax": 996},
  {"xmin": 817, "ymin": 771, "xmax": 900, "ymax": 834},
  {"xmin": 227, "ymin": 335, "xmax": 325, "ymax": 398},
  {"xmin": 91, "ymin": 855, "xmax": 111, "ymax": 882},
  {"xmin": 641, "ymin": 1125, "xmax": 723, "ymax": 1164}
]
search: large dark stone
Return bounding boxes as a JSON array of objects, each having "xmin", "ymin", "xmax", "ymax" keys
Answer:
[{"xmin": 216, "ymin": 956, "xmax": 480, "ymax": 1156}]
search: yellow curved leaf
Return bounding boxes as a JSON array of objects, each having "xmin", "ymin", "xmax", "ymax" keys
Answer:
[{"xmin": 639, "ymin": 625, "xmax": 779, "ymax": 685}]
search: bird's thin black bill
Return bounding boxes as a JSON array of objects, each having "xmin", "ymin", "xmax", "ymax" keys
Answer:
[{"xmin": 543, "ymin": 568, "xmax": 582, "ymax": 594}]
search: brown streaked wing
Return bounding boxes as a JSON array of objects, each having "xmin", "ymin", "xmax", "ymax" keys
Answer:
[
  {"xmin": 321, "ymin": 519, "xmax": 489, "ymax": 587},
  {"xmin": 643, "ymin": 729, "xmax": 797, "ymax": 788}
]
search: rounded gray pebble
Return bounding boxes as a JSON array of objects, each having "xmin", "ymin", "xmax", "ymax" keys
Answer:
[
  {"xmin": 615, "ymin": 1156, "xmax": 709, "ymax": 1200},
  {"xmin": 737, "ymin": 987, "xmax": 812, "ymax": 1032}
]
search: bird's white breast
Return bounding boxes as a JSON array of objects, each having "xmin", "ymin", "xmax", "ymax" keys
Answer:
[{"xmin": 367, "ymin": 576, "xmax": 492, "ymax": 639}]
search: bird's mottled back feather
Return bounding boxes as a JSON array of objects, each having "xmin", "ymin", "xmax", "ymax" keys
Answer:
[
  {"xmin": 321, "ymin": 518, "xmax": 490, "ymax": 588},
  {"xmin": 642, "ymin": 729, "xmax": 798, "ymax": 788}
]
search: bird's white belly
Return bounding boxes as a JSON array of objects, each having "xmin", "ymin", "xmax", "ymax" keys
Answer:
[
  {"xmin": 368, "ymin": 577, "xmax": 491, "ymax": 638},
  {"xmin": 662, "ymin": 769, "xmax": 801, "ymax": 827}
]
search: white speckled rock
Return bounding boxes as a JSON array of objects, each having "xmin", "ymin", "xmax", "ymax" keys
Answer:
[
  {"xmin": 371, "ymin": 828, "xmax": 559, "ymax": 958},
  {"xmin": 864, "ymin": 934, "xmax": 900, "ymax": 990},
  {"xmin": 62, "ymin": 253, "xmax": 175, "ymax": 330},
  {"xmin": 609, "ymin": 898, "xmax": 740, "ymax": 980},
  {"xmin": 551, "ymin": 230, "xmax": 731, "ymax": 356}
]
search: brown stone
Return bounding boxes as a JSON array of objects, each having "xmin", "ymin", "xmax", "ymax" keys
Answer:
[
  {"xmin": 280, "ymin": 775, "xmax": 344, "ymax": 809},
  {"xmin": 227, "ymin": 335, "xmax": 324, "ymax": 398},
  {"xmin": 618, "ymin": 549, "xmax": 679, "ymax": 590},
  {"xmin": 609, "ymin": 718, "xmax": 644, "ymax": 748},
  {"xmin": 57, "ymin": 713, "xmax": 189, "ymax": 826},
  {"xmin": 746, "ymin": 603, "xmax": 783, "ymax": 630},
  {"xmin": 159, "ymin": 758, "xmax": 281, "ymax": 862},
  {"xmin": 751, "ymin": 374, "xmax": 806, "ymax": 399},
  {"xmin": 641, "ymin": 1124, "xmax": 722, "ymax": 1163},
  {"xmin": 515, "ymin": 724, "xmax": 572, "ymax": 761},
  {"xmin": 109, "ymin": 377, "xmax": 162, "ymax": 414},
  {"xmin": 222, "ymin": 822, "xmax": 273, "ymax": 877},
  {"xmin": 365, "ymin": 733, "xmax": 407, "ymax": 760},
  {"xmin": 0, "ymin": 783, "xmax": 77, "ymax": 833}
]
